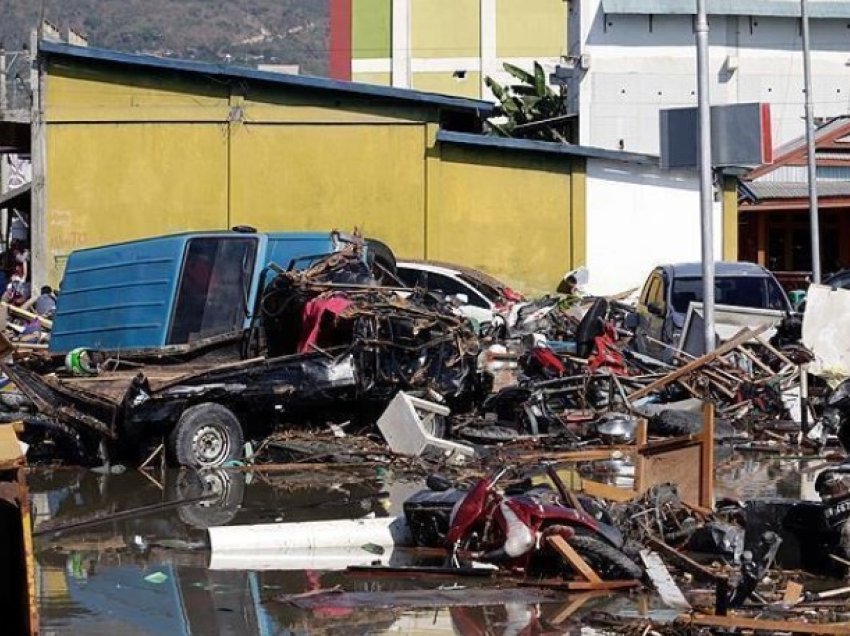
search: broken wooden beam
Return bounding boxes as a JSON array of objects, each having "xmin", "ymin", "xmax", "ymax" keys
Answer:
[
  {"xmin": 678, "ymin": 612, "xmax": 850, "ymax": 635},
  {"xmin": 547, "ymin": 534, "xmax": 602, "ymax": 584},
  {"xmin": 628, "ymin": 324, "xmax": 770, "ymax": 401}
]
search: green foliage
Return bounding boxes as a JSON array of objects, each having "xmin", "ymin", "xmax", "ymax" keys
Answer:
[
  {"xmin": 1, "ymin": 0, "xmax": 329, "ymax": 75},
  {"xmin": 485, "ymin": 62, "xmax": 572, "ymax": 143}
]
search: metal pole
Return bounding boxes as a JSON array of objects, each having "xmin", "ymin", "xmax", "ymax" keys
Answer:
[
  {"xmin": 802, "ymin": 0, "xmax": 821, "ymax": 283},
  {"xmin": 696, "ymin": 0, "xmax": 715, "ymax": 354},
  {"xmin": 0, "ymin": 46, "xmax": 6, "ymax": 112}
]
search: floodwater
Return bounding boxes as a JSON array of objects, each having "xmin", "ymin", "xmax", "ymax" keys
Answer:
[{"xmin": 29, "ymin": 452, "xmax": 829, "ymax": 635}]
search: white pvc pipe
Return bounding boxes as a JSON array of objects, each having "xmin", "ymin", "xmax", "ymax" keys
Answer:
[
  {"xmin": 208, "ymin": 516, "xmax": 414, "ymax": 557},
  {"xmin": 209, "ymin": 547, "xmax": 412, "ymax": 571}
]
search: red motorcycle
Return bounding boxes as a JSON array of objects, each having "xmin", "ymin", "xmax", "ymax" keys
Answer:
[{"xmin": 404, "ymin": 467, "xmax": 643, "ymax": 581}]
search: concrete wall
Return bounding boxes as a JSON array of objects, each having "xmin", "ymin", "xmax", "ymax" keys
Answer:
[
  {"xmin": 350, "ymin": 0, "xmax": 567, "ymax": 99},
  {"xmin": 39, "ymin": 57, "xmax": 581, "ymax": 295},
  {"xmin": 585, "ymin": 158, "xmax": 725, "ymax": 296},
  {"xmin": 569, "ymin": 0, "xmax": 850, "ymax": 154},
  {"xmin": 431, "ymin": 143, "xmax": 575, "ymax": 293}
]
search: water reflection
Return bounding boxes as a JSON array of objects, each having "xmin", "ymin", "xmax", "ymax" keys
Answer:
[{"xmin": 31, "ymin": 456, "xmax": 819, "ymax": 635}]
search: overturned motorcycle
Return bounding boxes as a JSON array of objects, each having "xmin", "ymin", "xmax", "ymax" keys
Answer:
[{"xmin": 403, "ymin": 466, "xmax": 643, "ymax": 581}]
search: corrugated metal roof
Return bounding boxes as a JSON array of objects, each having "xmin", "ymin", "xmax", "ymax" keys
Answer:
[
  {"xmin": 39, "ymin": 41, "xmax": 496, "ymax": 115},
  {"xmin": 436, "ymin": 130, "xmax": 659, "ymax": 165},
  {"xmin": 816, "ymin": 152, "xmax": 850, "ymax": 161},
  {"xmin": 602, "ymin": 0, "xmax": 850, "ymax": 18},
  {"xmin": 746, "ymin": 181, "xmax": 850, "ymax": 200}
]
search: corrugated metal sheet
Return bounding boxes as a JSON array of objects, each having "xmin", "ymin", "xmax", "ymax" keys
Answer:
[
  {"xmin": 816, "ymin": 152, "xmax": 850, "ymax": 161},
  {"xmin": 602, "ymin": 0, "xmax": 850, "ymax": 17},
  {"xmin": 746, "ymin": 181, "xmax": 850, "ymax": 200},
  {"xmin": 754, "ymin": 165, "xmax": 850, "ymax": 183}
]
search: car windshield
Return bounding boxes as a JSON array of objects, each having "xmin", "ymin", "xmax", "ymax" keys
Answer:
[
  {"xmin": 670, "ymin": 276, "xmax": 788, "ymax": 313},
  {"xmin": 458, "ymin": 273, "xmax": 502, "ymax": 303}
]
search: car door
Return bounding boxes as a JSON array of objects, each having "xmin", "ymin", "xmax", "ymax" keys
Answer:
[{"xmin": 635, "ymin": 270, "xmax": 667, "ymax": 359}]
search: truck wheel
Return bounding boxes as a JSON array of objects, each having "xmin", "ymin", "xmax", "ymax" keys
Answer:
[{"xmin": 168, "ymin": 403, "xmax": 243, "ymax": 468}]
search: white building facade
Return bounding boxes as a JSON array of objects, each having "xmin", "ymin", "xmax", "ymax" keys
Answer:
[
  {"xmin": 566, "ymin": 0, "xmax": 850, "ymax": 154},
  {"xmin": 585, "ymin": 157, "xmax": 724, "ymax": 296}
]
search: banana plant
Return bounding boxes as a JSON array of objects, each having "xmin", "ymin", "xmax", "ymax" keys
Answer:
[{"xmin": 484, "ymin": 61, "xmax": 572, "ymax": 143}]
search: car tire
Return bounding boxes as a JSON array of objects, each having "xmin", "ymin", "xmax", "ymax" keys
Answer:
[{"xmin": 167, "ymin": 403, "xmax": 244, "ymax": 468}]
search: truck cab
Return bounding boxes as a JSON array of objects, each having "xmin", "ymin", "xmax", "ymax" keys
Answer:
[{"xmin": 50, "ymin": 229, "xmax": 387, "ymax": 357}]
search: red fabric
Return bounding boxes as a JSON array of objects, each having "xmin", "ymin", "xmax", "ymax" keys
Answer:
[
  {"xmin": 587, "ymin": 323, "xmax": 628, "ymax": 376},
  {"xmin": 297, "ymin": 295, "xmax": 351, "ymax": 353}
]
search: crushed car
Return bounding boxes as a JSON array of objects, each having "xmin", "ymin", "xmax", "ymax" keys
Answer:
[{"xmin": 4, "ymin": 229, "xmax": 480, "ymax": 468}]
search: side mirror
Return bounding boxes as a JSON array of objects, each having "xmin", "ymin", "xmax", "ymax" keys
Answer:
[
  {"xmin": 624, "ymin": 312, "xmax": 639, "ymax": 330},
  {"xmin": 647, "ymin": 302, "xmax": 663, "ymax": 317},
  {"xmin": 454, "ymin": 293, "xmax": 469, "ymax": 305}
]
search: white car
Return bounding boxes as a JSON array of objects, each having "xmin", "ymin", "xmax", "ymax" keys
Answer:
[{"xmin": 395, "ymin": 260, "xmax": 524, "ymax": 328}]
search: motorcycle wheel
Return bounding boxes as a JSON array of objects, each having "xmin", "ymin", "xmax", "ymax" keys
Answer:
[{"xmin": 567, "ymin": 535, "xmax": 643, "ymax": 581}]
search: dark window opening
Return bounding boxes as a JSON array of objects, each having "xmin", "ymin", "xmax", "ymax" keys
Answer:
[
  {"xmin": 168, "ymin": 237, "xmax": 258, "ymax": 345},
  {"xmin": 671, "ymin": 276, "xmax": 787, "ymax": 313}
]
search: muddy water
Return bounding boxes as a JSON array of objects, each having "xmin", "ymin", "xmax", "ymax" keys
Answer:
[{"xmin": 29, "ymin": 454, "xmax": 824, "ymax": 635}]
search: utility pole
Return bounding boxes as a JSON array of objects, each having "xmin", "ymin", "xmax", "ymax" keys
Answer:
[
  {"xmin": 696, "ymin": 0, "xmax": 715, "ymax": 354},
  {"xmin": 801, "ymin": 0, "xmax": 821, "ymax": 283}
]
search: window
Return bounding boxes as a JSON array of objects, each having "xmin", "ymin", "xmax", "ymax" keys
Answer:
[
  {"xmin": 458, "ymin": 273, "xmax": 501, "ymax": 306},
  {"xmin": 168, "ymin": 237, "xmax": 258, "ymax": 345},
  {"xmin": 426, "ymin": 272, "xmax": 477, "ymax": 302},
  {"xmin": 670, "ymin": 275, "xmax": 788, "ymax": 313},
  {"xmin": 396, "ymin": 267, "xmax": 425, "ymax": 288},
  {"xmin": 397, "ymin": 267, "xmax": 485, "ymax": 306},
  {"xmin": 645, "ymin": 274, "xmax": 665, "ymax": 310}
]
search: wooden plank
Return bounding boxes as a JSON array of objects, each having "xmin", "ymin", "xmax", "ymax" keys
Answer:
[
  {"xmin": 679, "ymin": 613, "xmax": 850, "ymax": 635},
  {"xmin": 565, "ymin": 580, "xmax": 640, "ymax": 591},
  {"xmin": 547, "ymin": 535, "xmax": 602, "ymax": 584},
  {"xmin": 0, "ymin": 425, "xmax": 24, "ymax": 470},
  {"xmin": 641, "ymin": 549, "xmax": 690, "ymax": 610},
  {"xmin": 641, "ymin": 445, "xmax": 702, "ymax": 507},
  {"xmin": 700, "ymin": 402, "xmax": 715, "ymax": 509},
  {"xmin": 581, "ymin": 479, "xmax": 636, "ymax": 503},
  {"xmin": 1, "ymin": 302, "xmax": 52, "ymax": 329},
  {"xmin": 784, "ymin": 581, "xmax": 804, "ymax": 606},
  {"xmin": 18, "ymin": 468, "xmax": 39, "ymax": 636},
  {"xmin": 736, "ymin": 344, "xmax": 775, "ymax": 375},
  {"xmin": 628, "ymin": 325, "xmax": 769, "ymax": 401}
]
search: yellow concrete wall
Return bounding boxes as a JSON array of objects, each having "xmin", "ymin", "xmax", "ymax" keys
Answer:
[
  {"xmin": 229, "ymin": 123, "xmax": 427, "ymax": 258},
  {"xmin": 411, "ymin": 72, "xmax": 481, "ymax": 99},
  {"xmin": 44, "ymin": 61, "xmax": 229, "ymax": 122},
  {"xmin": 496, "ymin": 0, "xmax": 568, "ymax": 59},
  {"xmin": 428, "ymin": 144, "xmax": 572, "ymax": 295},
  {"xmin": 352, "ymin": 72, "xmax": 392, "ymax": 86},
  {"xmin": 722, "ymin": 175, "xmax": 739, "ymax": 261},
  {"xmin": 42, "ymin": 59, "xmax": 578, "ymax": 296},
  {"xmin": 411, "ymin": 0, "xmax": 480, "ymax": 58},
  {"xmin": 45, "ymin": 123, "xmax": 229, "ymax": 284}
]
